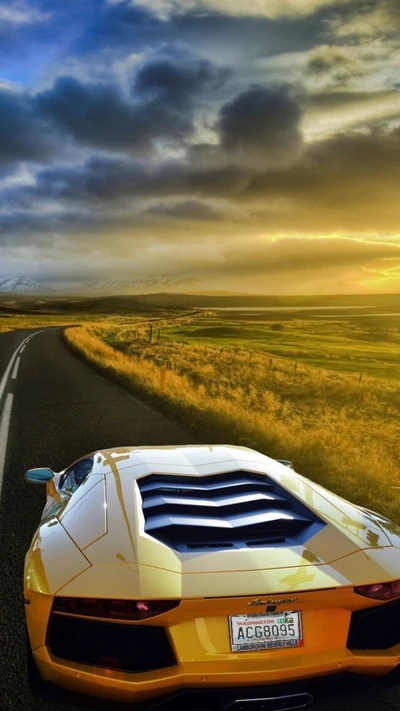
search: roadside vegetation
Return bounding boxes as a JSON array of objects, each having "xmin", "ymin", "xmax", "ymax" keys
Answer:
[
  {"xmin": 0, "ymin": 316, "xmax": 74, "ymax": 334},
  {"xmin": 161, "ymin": 314, "xmax": 400, "ymax": 380},
  {"xmin": 3, "ymin": 294, "xmax": 400, "ymax": 520},
  {"xmin": 65, "ymin": 320, "xmax": 400, "ymax": 523}
]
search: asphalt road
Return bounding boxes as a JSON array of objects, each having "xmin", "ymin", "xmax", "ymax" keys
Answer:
[{"xmin": 0, "ymin": 327, "xmax": 399, "ymax": 711}]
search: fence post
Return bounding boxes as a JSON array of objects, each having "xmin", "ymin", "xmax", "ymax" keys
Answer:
[
  {"xmin": 149, "ymin": 324, "xmax": 153, "ymax": 343},
  {"xmin": 359, "ymin": 373, "xmax": 363, "ymax": 384},
  {"xmin": 294, "ymin": 362, "xmax": 298, "ymax": 373},
  {"xmin": 157, "ymin": 329, "xmax": 160, "ymax": 342}
]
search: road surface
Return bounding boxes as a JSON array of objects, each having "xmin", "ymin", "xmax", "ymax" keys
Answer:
[{"xmin": 0, "ymin": 327, "xmax": 398, "ymax": 711}]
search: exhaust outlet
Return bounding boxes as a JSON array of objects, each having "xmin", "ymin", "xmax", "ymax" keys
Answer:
[{"xmin": 223, "ymin": 692, "xmax": 314, "ymax": 711}]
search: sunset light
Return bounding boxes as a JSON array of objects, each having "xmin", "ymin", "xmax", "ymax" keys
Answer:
[{"xmin": 0, "ymin": 0, "xmax": 399, "ymax": 293}]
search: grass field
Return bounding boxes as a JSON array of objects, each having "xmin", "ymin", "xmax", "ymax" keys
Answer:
[
  {"xmin": 160, "ymin": 313, "xmax": 400, "ymax": 380},
  {"xmin": 3, "ymin": 292, "xmax": 400, "ymax": 521},
  {"xmin": 65, "ymin": 308, "xmax": 400, "ymax": 523}
]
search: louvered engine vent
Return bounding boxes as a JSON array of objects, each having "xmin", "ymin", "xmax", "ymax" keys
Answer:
[{"xmin": 137, "ymin": 471, "xmax": 326, "ymax": 552}]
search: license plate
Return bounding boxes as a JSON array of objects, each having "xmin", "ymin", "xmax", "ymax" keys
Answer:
[{"xmin": 229, "ymin": 611, "xmax": 302, "ymax": 652}]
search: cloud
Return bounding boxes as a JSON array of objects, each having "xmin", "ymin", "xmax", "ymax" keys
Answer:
[
  {"xmin": 0, "ymin": 1, "xmax": 49, "ymax": 26},
  {"xmin": 133, "ymin": 47, "xmax": 229, "ymax": 107},
  {"xmin": 305, "ymin": 44, "xmax": 361, "ymax": 89},
  {"xmin": 3, "ymin": 120, "xmax": 400, "ymax": 250},
  {"xmin": 31, "ymin": 50, "xmax": 228, "ymax": 157},
  {"xmin": 204, "ymin": 236, "xmax": 400, "ymax": 278},
  {"xmin": 1, "ymin": 0, "xmax": 400, "ymax": 293},
  {"xmin": 302, "ymin": 90, "xmax": 400, "ymax": 139},
  {"xmin": 143, "ymin": 198, "xmax": 247, "ymax": 222},
  {"xmin": 0, "ymin": 45, "xmax": 228, "ymax": 166},
  {"xmin": 329, "ymin": 0, "xmax": 400, "ymax": 38},
  {"xmin": 180, "ymin": 235, "xmax": 400, "ymax": 294},
  {"xmin": 127, "ymin": 0, "xmax": 353, "ymax": 21},
  {"xmin": 35, "ymin": 76, "xmax": 192, "ymax": 156},
  {"xmin": 218, "ymin": 85, "xmax": 303, "ymax": 167},
  {"xmin": 0, "ymin": 86, "xmax": 57, "ymax": 163}
]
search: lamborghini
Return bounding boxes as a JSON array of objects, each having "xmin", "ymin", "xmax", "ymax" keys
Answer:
[{"xmin": 24, "ymin": 445, "xmax": 400, "ymax": 710}]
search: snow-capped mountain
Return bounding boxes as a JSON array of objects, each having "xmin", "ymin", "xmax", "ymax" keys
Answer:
[
  {"xmin": 83, "ymin": 276, "xmax": 202, "ymax": 294},
  {"xmin": 0, "ymin": 277, "xmax": 53, "ymax": 294},
  {"xmin": 0, "ymin": 275, "xmax": 201, "ymax": 295}
]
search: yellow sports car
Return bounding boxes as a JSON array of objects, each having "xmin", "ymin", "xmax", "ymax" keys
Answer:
[{"xmin": 24, "ymin": 445, "xmax": 400, "ymax": 710}]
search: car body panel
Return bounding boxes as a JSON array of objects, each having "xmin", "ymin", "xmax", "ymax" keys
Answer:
[
  {"xmin": 59, "ymin": 478, "xmax": 107, "ymax": 550},
  {"xmin": 24, "ymin": 444, "xmax": 400, "ymax": 704},
  {"xmin": 24, "ymin": 519, "xmax": 91, "ymax": 596}
]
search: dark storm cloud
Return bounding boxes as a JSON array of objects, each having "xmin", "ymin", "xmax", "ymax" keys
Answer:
[
  {"xmin": 29, "ymin": 157, "xmax": 188, "ymax": 201},
  {"xmin": 249, "ymin": 128, "xmax": 400, "ymax": 205},
  {"xmin": 5, "ymin": 120, "xmax": 399, "ymax": 237},
  {"xmin": 9, "ymin": 155, "xmax": 249, "ymax": 206},
  {"xmin": 0, "ymin": 87, "xmax": 56, "ymax": 163},
  {"xmin": 2, "ymin": 0, "xmax": 400, "ymax": 291},
  {"xmin": 133, "ymin": 49, "xmax": 229, "ymax": 108},
  {"xmin": 144, "ymin": 199, "xmax": 233, "ymax": 222},
  {"xmin": 218, "ymin": 85, "xmax": 302, "ymax": 164},
  {"xmin": 36, "ymin": 76, "xmax": 192, "ymax": 155},
  {"xmin": 0, "ymin": 46, "xmax": 228, "ymax": 168}
]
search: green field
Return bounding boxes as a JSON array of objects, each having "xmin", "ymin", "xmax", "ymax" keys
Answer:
[
  {"xmin": 2, "ymin": 291, "xmax": 400, "ymax": 379},
  {"xmin": 159, "ymin": 312, "xmax": 400, "ymax": 380},
  {"xmin": 2, "ymin": 290, "xmax": 400, "ymax": 519}
]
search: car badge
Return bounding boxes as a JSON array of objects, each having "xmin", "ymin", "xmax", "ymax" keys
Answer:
[{"xmin": 247, "ymin": 597, "xmax": 298, "ymax": 613}]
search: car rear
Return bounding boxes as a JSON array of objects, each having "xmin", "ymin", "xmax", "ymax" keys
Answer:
[
  {"xmin": 29, "ymin": 585, "xmax": 400, "ymax": 708},
  {"xmin": 25, "ymin": 447, "xmax": 400, "ymax": 707}
]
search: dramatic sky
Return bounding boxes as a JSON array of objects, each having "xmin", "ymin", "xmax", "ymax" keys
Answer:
[{"xmin": 1, "ymin": 0, "xmax": 400, "ymax": 293}]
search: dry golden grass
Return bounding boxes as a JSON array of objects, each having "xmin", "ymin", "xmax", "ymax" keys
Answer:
[
  {"xmin": 0, "ymin": 316, "xmax": 81, "ymax": 333},
  {"xmin": 65, "ymin": 324, "xmax": 400, "ymax": 522}
]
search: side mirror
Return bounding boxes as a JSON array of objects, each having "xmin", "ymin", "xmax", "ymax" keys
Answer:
[
  {"xmin": 277, "ymin": 459, "xmax": 293, "ymax": 469},
  {"xmin": 25, "ymin": 468, "xmax": 54, "ymax": 484}
]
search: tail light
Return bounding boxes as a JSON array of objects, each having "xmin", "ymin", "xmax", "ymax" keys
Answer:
[
  {"xmin": 53, "ymin": 597, "xmax": 180, "ymax": 620},
  {"xmin": 354, "ymin": 580, "xmax": 400, "ymax": 601}
]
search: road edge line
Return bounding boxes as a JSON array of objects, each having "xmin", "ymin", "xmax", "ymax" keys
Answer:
[
  {"xmin": 0, "ymin": 393, "xmax": 14, "ymax": 500},
  {"xmin": 12, "ymin": 357, "xmax": 21, "ymax": 381},
  {"xmin": 0, "ymin": 331, "xmax": 39, "ymax": 407}
]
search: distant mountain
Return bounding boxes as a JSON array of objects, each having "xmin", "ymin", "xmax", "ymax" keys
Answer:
[
  {"xmin": 0, "ymin": 277, "xmax": 52, "ymax": 294},
  {"xmin": 82, "ymin": 276, "xmax": 202, "ymax": 295},
  {"xmin": 0, "ymin": 275, "xmax": 201, "ymax": 295}
]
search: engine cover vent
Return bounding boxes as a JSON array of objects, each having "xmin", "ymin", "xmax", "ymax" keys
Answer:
[{"xmin": 137, "ymin": 471, "xmax": 326, "ymax": 552}]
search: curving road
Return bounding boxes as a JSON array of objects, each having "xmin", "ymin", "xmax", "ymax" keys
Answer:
[{"xmin": 0, "ymin": 327, "xmax": 399, "ymax": 711}]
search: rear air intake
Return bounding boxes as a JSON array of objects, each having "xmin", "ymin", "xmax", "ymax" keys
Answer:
[
  {"xmin": 347, "ymin": 597, "xmax": 400, "ymax": 650},
  {"xmin": 137, "ymin": 471, "xmax": 325, "ymax": 551},
  {"xmin": 48, "ymin": 615, "xmax": 177, "ymax": 673}
]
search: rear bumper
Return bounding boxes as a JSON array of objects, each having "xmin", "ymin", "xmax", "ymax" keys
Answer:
[
  {"xmin": 34, "ymin": 667, "xmax": 400, "ymax": 711},
  {"xmin": 33, "ymin": 644, "xmax": 400, "ymax": 708},
  {"xmin": 140, "ymin": 669, "xmax": 400, "ymax": 710}
]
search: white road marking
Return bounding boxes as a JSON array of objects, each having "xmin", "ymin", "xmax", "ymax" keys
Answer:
[
  {"xmin": 0, "ymin": 333, "xmax": 31, "ymax": 407},
  {"xmin": 0, "ymin": 329, "xmax": 43, "ymax": 502},
  {"xmin": 0, "ymin": 330, "xmax": 43, "ymax": 407},
  {"xmin": 19, "ymin": 345, "xmax": 26, "ymax": 353},
  {"xmin": 0, "ymin": 393, "xmax": 14, "ymax": 500},
  {"xmin": 12, "ymin": 357, "xmax": 21, "ymax": 380}
]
